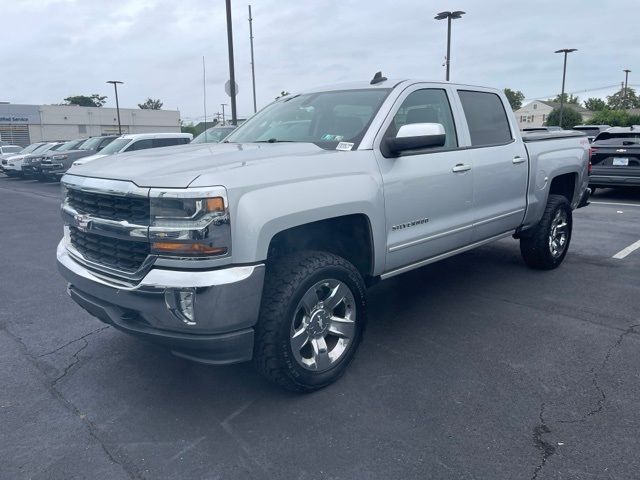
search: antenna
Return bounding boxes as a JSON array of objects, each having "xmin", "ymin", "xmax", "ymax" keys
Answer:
[{"xmin": 370, "ymin": 71, "xmax": 387, "ymax": 85}]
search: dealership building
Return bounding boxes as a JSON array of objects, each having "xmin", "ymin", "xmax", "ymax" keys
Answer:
[{"xmin": 0, "ymin": 103, "xmax": 181, "ymax": 146}]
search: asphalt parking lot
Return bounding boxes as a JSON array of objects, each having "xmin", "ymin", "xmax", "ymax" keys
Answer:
[{"xmin": 1, "ymin": 176, "xmax": 639, "ymax": 480}]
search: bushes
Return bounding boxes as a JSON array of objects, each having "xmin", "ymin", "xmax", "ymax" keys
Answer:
[
  {"xmin": 586, "ymin": 109, "xmax": 640, "ymax": 127},
  {"xmin": 545, "ymin": 107, "xmax": 583, "ymax": 129}
]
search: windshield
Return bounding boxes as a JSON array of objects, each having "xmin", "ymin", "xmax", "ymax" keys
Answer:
[
  {"xmin": 2, "ymin": 146, "xmax": 21, "ymax": 153},
  {"xmin": 225, "ymin": 88, "xmax": 391, "ymax": 149},
  {"xmin": 47, "ymin": 143, "xmax": 63, "ymax": 151},
  {"xmin": 192, "ymin": 127, "xmax": 236, "ymax": 144},
  {"xmin": 57, "ymin": 139, "xmax": 84, "ymax": 152},
  {"xmin": 20, "ymin": 143, "xmax": 45, "ymax": 154},
  {"xmin": 31, "ymin": 143, "xmax": 51, "ymax": 153},
  {"xmin": 99, "ymin": 138, "xmax": 131, "ymax": 154},
  {"xmin": 80, "ymin": 137, "xmax": 105, "ymax": 150},
  {"xmin": 594, "ymin": 132, "xmax": 640, "ymax": 145}
]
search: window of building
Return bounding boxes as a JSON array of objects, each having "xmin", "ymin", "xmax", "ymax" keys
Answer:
[
  {"xmin": 533, "ymin": 104, "xmax": 537, "ymax": 110},
  {"xmin": 458, "ymin": 90, "xmax": 513, "ymax": 146}
]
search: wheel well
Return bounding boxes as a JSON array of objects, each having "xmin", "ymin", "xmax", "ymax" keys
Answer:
[
  {"xmin": 267, "ymin": 215, "xmax": 374, "ymax": 280},
  {"xmin": 549, "ymin": 173, "xmax": 577, "ymax": 204}
]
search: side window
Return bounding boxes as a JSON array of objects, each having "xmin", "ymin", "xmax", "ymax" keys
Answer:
[
  {"xmin": 384, "ymin": 89, "xmax": 458, "ymax": 149},
  {"xmin": 125, "ymin": 139, "xmax": 153, "ymax": 152},
  {"xmin": 458, "ymin": 90, "xmax": 513, "ymax": 146},
  {"xmin": 152, "ymin": 138, "xmax": 186, "ymax": 148}
]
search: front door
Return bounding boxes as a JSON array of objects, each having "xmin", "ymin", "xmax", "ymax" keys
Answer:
[{"xmin": 374, "ymin": 86, "xmax": 474, "ymax": 273}]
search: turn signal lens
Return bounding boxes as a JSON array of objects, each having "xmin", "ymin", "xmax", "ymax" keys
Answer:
[
  {"xmin": 152, "ymin": 242, "xmax": 227, "ymax": 255},
  {"xmin": 206, "ymin": 197, "xmax": 225, "ymax": 212}
]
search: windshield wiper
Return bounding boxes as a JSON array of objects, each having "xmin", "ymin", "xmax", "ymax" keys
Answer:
[{"xmin": 254, "ymin": 139, "xmax": 297, "ymax": 143}]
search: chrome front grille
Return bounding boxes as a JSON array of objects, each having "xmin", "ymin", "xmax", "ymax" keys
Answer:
[
  {"xmin": 67, "ymin": 188, "xmax": 150, "ymax": 224},
  {"xmin": 69, "ymin": 226, "xmax": 150, "ymax": 272}
]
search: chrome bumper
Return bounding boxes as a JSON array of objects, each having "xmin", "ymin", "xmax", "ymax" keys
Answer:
[{"xmin": 57, "ymin": 240, "xmax": 265, "ymax": 364}]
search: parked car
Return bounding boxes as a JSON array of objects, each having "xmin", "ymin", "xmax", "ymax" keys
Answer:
[
  {"xmin": 72, "ymin": 133, "xmax": 193, "ymax": 166},
  {"xmin": 0, "ymin": 145, "xmax": 22, "ymax": 160},
  {"xmin": 39, "ymin": 136, "xmax": 118, "ymax": 180},
  {"xmin": 1, "ymin": 142, "xmax": 48, "ymax": 173},
  {"xmin": 22, "ymin": 138, "xmax": 88, "ymax": 178},
  {"xmin": 191, "ymin": 126, "xmax": 236, "ymax": 144},
  {"xmin": 3, "ymin": 142, "xmax": 64, "ymax": 177},
  {"xmin": 573, "ymin": 124, "xmax": 610, "ymax": 143},
  {"xmin": 589, "ymin": 126, "xmax": 640, "ymax": 194},
  {"xmin": 57, "ymin": 77, "xmax": 589, "ymax": 391}
]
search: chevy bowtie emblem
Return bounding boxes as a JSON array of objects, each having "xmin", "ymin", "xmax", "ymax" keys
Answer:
[{"xmin": 74, "ymin": 214, "xmax": 91, "ymax": 232}]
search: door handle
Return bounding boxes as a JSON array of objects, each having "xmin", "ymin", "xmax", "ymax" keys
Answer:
[
  {"xmin": 512, "ymin": 156, "xmax": 526, "ymax": 164},
  {"xmin": 452, "ymin": 164, "xmax": 471, "ymax": 173}
]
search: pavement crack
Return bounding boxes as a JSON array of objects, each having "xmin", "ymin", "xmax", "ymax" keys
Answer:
[
  {"xmin": 38, "ymin": 325, "xmax": 110, "ymax": 358},
  {"xmin": 51, "ymin": 338, "xmax": 89, "ymax": 387},
  {"xmin": 531, "ymin": 403, "xmax": 556, "ymax": 480}
]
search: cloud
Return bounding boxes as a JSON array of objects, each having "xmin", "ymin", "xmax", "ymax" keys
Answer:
[{"xmin": 2, "ymin": 0, "xmax": 638, "ymax": 121}]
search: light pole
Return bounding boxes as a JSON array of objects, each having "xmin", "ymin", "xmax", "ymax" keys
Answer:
[
  {"xmin": 248, "ymin": 5, "xmax": 257, "ymax": 113},
  {"xmin": 623, "ymin": 69, "xmax": 631, "ymax": 108},
  {"xmin": 106, "ymin": 80, "xmax": 124, "ymax": 135},
  {"xmin": 434, "ymin": 10, "xmax": 465, "ymax": 81},
  {"xmin": 225, "ymin": 0, "xmax": 238, "ymax": 125},
  {"xmin": 554, "ymin": 48, "xmax": 577, "ymax": 128}
]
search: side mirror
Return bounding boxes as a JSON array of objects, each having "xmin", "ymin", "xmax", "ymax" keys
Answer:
[{"xmin": 383, "ymin": 123, "xmax": 446, "ymax": 157}]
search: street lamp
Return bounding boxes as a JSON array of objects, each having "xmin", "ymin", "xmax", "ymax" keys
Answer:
[
  {"xmin": 434, "ymin": 10, "xmax": 465, "ymax": 81},
  {"xmin": 554, "ymin": 49, "xmax": 577, "ymax": 128},
  {"xmin": 623, "ymin": 69, "xmax": 631, "ymax": 108},
  {"xmin": 106, "ymin": 80, "xmax": 124, "ymax": 135}
]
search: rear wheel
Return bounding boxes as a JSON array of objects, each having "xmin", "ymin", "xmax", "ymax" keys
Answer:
[
  {"xmin": 520, "ymin": 194, "xmax": 572, "ymax": 270},
  {"xmin": 253, "ymin": 251, "xmax": 367, "ymax": 392}
]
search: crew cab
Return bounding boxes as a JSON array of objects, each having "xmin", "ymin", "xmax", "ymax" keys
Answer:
[{"xmin": 57, "ymin": 77, "xmax": 590, "ymax": 392}]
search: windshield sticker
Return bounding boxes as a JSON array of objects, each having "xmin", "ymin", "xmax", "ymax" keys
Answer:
[
  {"xmin": 321, "ymin": 134, "xmax": 335, "ymax": 141},
  {"xmin": 336, "ymin": 142, "xmax": 354, "ymax": 151}
]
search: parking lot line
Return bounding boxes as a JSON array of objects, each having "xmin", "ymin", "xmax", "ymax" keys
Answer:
[
  {"xmin": 612, "ymin": 239, "xmax": 640, "ymax": 259},
  {"xmin": 591, "ymin": 201, "xmax": 640, "ymax": 208}
]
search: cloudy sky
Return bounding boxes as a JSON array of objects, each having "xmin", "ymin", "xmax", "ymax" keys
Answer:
[{"xmin": 2, "ymin": 0, "xmax": 638, "ymax": 122}]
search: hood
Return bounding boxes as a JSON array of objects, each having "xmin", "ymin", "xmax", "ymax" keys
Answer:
[{"xmin": 67, "ymin": 142, "xmax": 335, "ymax": 188}]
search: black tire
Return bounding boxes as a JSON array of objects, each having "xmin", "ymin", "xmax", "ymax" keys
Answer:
[
  {"xmin": 253, "ymin": 250, "xmax": 367, "ymax": 392},
  {"xmin": 520, "ymin": 194, "xmax": 572, "ymax": 270}
]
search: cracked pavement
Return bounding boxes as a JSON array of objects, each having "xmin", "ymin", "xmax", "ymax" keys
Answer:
[{"xmin": 1, "ymin": 178, "xmax": 639, "ymax": 479}]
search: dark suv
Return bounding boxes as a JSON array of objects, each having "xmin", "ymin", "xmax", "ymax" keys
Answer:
[
  {"xmin": 39, "ymin": 136, "xmax": 117, "ymax": 180},
  {"xmin": 589, "ymin": 127, "xmax": 640, "ymax": 194}
]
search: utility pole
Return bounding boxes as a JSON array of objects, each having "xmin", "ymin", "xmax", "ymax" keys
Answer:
[
  {"xmin": 623, "ymin": 69, "xmax": 631, "ymax": 108},
  {"xmin": 434, "ymin": 11, "xmax": 465, "ymax": 81},
  {"xmin": 248, "ymin": 5, "xmax": 257, "ymax": 113},
  {"xmin": 225, "ymin": 0, "xmax": 238, "ymax": 125},
  {"xmin": 221, "ymin": 104, "xmax": 227, "ymax": 125},
  {"xmin": 203, "ymin": 56, "xmax": 207, "ymax": 132},
  {"xmin": 106, "ymin": 80, "xmax": 124, "ymax": 135},
  {"xmin": 554, "ymin": 48, "xmax": 577, "ymax": 129}
]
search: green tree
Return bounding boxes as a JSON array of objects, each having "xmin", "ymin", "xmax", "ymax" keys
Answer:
[
  {"xmin": 545, "ymin": 106, "xmax": 583, "ymax": 129},
  {"xmin": 587, "ymin": 109, "xmax": 640, "ymax": 127},
  {"xmin": 180, "ymin": 121, "xmax": 198, "ymax": 136},
  {"xmin": 138, "ymin": 98, "xmax": 163, "ymax": 109},
  {"xmin": 583, "ymin": 97, "xmax": 607, "ymax": 111},
  {"xmin": 606, "ymin": 87, "xmax": 640, "ymax": 110},
  {"xmin": 549, "ymin": 93, "xmax": 580, "ymax": 105},
  {"xmin": 64, "ymin": 94, "xmax": 107, "ymax": 107},
  {"xmin": 503, "ymin": 88, "xmax": 525, "ymax": 110}
]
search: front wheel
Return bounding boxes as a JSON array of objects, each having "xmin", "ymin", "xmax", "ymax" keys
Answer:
[
  {"xmin": 253, "ymin": 251, "xmax": 367, "ymax": 392},
  {"xmin": 520, "ymin": 194, "xmax": 572, "ymax": 270}
]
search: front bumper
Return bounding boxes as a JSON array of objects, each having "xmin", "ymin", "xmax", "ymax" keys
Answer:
[{"xmin": 57, "ymin": 241, "xmax": 265, "ymax": 364}]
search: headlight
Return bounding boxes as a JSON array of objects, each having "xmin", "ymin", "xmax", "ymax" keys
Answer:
[
  {"xmin": 149, "ymin": 187, "xmax": 230, "ymax": 257},
  {"xmin": 52, "ymin": 154, "xmax": 68, "ymax": 160}
]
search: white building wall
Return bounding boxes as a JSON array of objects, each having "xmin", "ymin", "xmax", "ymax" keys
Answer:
[{"xmin": 515, "ymin": 101, "xmax": 553, "ymax": 129}]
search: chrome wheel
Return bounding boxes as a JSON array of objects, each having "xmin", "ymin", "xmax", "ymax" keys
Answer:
[
  {"xmin": 290, "ymin": 279, "xmax": 357, "ymax": 372},
  {"xmin": 548, "ymin": 209, "xmax": 568, "ymax": 258}
]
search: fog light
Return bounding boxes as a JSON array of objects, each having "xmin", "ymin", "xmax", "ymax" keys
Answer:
[{"xmin": 165, "ymin": 289, "xmax": 196, "ymax": 326}]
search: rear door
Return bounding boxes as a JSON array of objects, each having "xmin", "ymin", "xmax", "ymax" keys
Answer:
[{"xmin": 456, "ymin": 89, "xmax": 528, "ymax": 241}]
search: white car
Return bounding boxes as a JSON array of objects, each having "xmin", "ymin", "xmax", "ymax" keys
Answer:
[
  {"xmin": 3, "ymin": 142, "xmax": 64, "ymax": 177},
  {"xmin": 0, "ymin": 144, "xmax": 23, "ymax": 160},
  {"xmin": 72, "ymin": 132, "xmax": 193, "ymax": 166}
]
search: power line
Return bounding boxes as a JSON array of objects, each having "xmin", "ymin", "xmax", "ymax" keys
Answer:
[{"xmin": 524, "ymin": 83, "xmax": 640, "ymax": 102}]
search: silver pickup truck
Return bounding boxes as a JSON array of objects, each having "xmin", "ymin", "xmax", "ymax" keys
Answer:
[{"xmin": 57, "ymin": 78, "xmax": 590, "ymax": 391}]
